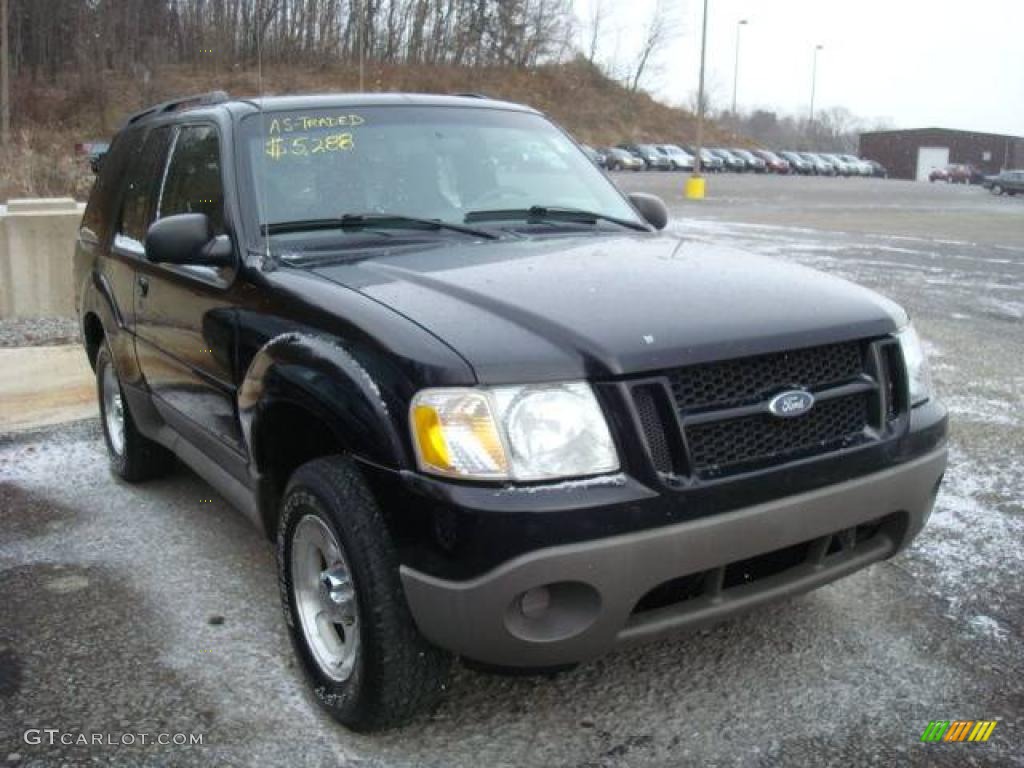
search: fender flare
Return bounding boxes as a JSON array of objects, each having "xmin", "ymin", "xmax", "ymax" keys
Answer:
[{"xmin": 239, "ymin": 332, "xmax": 410, "ymax": 475}]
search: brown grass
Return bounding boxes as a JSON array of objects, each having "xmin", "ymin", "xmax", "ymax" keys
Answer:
[{"xmin": 0, "ymin": 59, "xmax": 743, "ymax": 201}]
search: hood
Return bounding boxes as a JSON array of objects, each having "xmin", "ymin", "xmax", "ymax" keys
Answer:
[{"xmin": 310, "ymin": 232, "xmax": 906, "ymax": 384}]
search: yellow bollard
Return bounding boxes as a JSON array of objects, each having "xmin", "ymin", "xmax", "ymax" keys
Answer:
[{"xmin": 685, "ymin": 175, "xmax": 706, "ymax": 200}]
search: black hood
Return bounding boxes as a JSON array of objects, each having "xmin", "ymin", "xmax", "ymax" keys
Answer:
[{"xmin": 310, "ymin": 232, "xmax": 907, "ymax": 384}]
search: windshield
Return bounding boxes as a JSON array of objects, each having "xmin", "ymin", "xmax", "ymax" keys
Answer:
[{"xmin": 239, "ymin": 105, "xmax": 641, "ymax": 238}]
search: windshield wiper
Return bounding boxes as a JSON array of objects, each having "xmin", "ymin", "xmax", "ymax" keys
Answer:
[
  {"xmin": 263, "ymin": 213, "xmax": 497, "ymax": 239},
  {"xmin": 464, "ymin": 205, "xmax": 650, "ymax": 232}
]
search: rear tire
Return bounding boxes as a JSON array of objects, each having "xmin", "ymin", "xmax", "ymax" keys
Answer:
[
  {"xmin": 992, "ymin": 184, "xmax": 1004, "ymax": 195},
  {"xmin": 277, "ymin": 456, "xmax": 451, "ymax": 731},
  {"xmin": 96, "ymin": 343, "xmax": 174, "ymax": 482}
]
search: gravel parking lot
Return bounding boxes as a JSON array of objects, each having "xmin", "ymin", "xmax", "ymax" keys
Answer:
[{"xmin": 2, "ymin": 175, "xmax": 1022, "ymax": 767}]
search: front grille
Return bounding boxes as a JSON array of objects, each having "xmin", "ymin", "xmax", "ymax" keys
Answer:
[
  {"xmin": 670, "ymin": 341, "xmax": 864, "ymax": 411},
  {"xmin": 686, "ymin": 392, "xmax": 870, "ymax": 476},
  {"xmin": 630, "ymin": 338, "xmax": 900, "ymax": 481},
  {"xmin": 633, "ymin": 385, "xmax": 674, "ymax": 474}
]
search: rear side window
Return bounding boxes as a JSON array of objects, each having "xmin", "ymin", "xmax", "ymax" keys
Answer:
[
  {"xmin": 117, "ymin": 126, "xmax": 172, "ymax": 248},
  {"xmin": 81, "ymin": 129, "xmax": 143, "ymax": 243},
  {"xmin": 158, "ymin": 125, "xmax": 225, "ymax": 234}
]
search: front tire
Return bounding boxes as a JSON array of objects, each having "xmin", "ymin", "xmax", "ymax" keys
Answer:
[
  {"xmin": 96, "ymin": 343, "xmax": 174, "ymax": 482},
  {"xmin": 277, "ymin": 456, "xmax": 451, "ymax": 731}
]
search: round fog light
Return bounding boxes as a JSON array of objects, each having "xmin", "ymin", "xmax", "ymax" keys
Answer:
[{"xmin": 519, "ymin": 586, "xmax": 551, "ymax": 619}]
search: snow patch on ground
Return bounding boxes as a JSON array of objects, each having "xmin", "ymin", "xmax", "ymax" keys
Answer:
[
  {"xmin": 906, "ymin": 445, "xmax": 1024, "ymax": 623},
  {"xmin": 0, "ymin": 430, "xmax": 103, "ymax": 487},
  {"xmin": 968, "ymin": 614, "xmax": 1009, "ymax": 642},
  {"xmin": 944, "ymin": 394, "xmax": 1020, "ymax": 426},
  {"xmin": 980, "ymin": 297, "xmax": 1024, "ymax": 320}
]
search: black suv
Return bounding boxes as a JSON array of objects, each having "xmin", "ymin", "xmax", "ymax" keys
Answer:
[{"xmin": 76, "ymin": 92, "xmax": 948, "ymax": 731}]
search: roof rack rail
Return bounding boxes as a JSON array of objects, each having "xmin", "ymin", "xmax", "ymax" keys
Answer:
[
  {"xmin": 453, "ymin": 92, "xmax": 490, "ymax": 100},
  {"xmin": 121, "ymin": 91, "xmax": 231, "ymax": 128}
]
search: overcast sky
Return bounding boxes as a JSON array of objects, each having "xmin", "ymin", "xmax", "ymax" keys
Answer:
[{"xmin": 574, "ymin": 0, "xmax": 1024, "ymax": 136}]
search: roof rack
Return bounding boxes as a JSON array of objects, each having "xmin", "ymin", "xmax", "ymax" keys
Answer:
[
  {"xmin": 453, "ymin": 92, "xmax": 490, "ymax": 100},
  {"xmin": 121, "ymin": 91, "xmax": 231, "ymax": 128}
]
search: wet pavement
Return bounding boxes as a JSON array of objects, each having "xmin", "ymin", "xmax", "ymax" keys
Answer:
[{"xmin": 1, "ymin": 175, "xmax": 1022, "ymax": 766}]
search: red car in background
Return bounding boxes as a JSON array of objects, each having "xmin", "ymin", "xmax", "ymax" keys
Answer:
[
  {"xmin": 929, "ymin": 164, "xmax": 983, "ymax": 184},
  {"xmin": 752, "ymin": 149, "xmax": 791, "ymax": 174}
]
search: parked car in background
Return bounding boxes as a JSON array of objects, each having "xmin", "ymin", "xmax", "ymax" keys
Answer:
[
  {"xmin": 684, "ymin": 146, "xmax": 725, "ymax": 172},
  {"xmin": 752, "ymin": 149, "xmax": 790, "ymax": 174},
  {"xmin": 821, "ymin": 153, "xmax": 855, "ymax": 177},
  {"xmin": 76, "ymin": 140, "xmax": 111, "ymax": 173},
  {"xmin": 840, "ymin": 155, "xmax": 873, "ymax": 176},
  {"xmin": 865, "ymin": 160, "xmax": 888, "ymax": 178},
  {"xmin": 711, "ymin": 148, "xmax": 747, "ymax": 172},
  {"xmin": 801, "ymin": 152, "xmax": 836, "ymax": 176},
  {"xmin": 731, "ymin": 149, "xmax": 767, "ymax": 173},
  {"xmin": 983, "ymin": 170, "xmax": 1024, "ymax": 195},
  {"xmin": 930, "ymin": 164, "xmax": 957, "ymax": 183},
  {"xmin": 581, "ymin": 144, "xmax": 605, "ymax": 168},
  {"xmin": 778, "ymin": 151, "xmax": 813, "ymax": 175},
  {"xmin": 619, "ymin": 143, "xmax": 672, "ymax": 171},
  {"xmin": 965, "ymin": 165, "xmax": 986, "ymax": 184},
  {"xmin": 930, "ymin": 164, "xmax": 985, "ymax": 184},
  {"xmin": 656, "ymin": 144, "xmax": 696, "ymax": 171},
  {"xmin": 601, "ymin": 147, "xmax": 645, "ymax": 171}
]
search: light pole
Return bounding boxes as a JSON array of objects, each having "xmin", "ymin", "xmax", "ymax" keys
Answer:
[
  {"xmin": 731, "ymin": 19, "xmax": 748, "ymax": 116},
  {"xmin": 808, "ymin": 44, "xmax": 823, "ymax": 127},
  {"xmin": 686, "ymin": 0, "xmax": 710, "ymax": 198}
]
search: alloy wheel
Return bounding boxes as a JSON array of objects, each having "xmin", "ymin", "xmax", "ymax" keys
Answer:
[{"xmin": 291, "ymin": 514, "xmax": 361, "ymax": 682}]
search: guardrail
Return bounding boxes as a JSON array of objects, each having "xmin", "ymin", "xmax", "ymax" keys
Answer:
[{"xmin": 0, "ymin": 198, "xmax": 84, "ymax": 319}]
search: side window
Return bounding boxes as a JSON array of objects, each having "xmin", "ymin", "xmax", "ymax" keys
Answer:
[
  {"xmin": 116, "ymin": 126, "xmax": 172, "ymax": 249},
  {"xmin": 158, "ymin": 125, "xmax": 225, "ymax": 234},
  {"xmin": 82, "ymin": 128, "xmax": 143, "ymax": 244}
]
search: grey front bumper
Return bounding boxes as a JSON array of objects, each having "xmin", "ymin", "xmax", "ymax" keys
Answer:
[{"xmin": 400, "ymin": 446, "xmax": 947, "ymax": 667}]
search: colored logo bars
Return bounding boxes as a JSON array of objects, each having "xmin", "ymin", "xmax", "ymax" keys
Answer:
[{"xmin": 920, "ymin": 720, "xmax": 998, "ymax": 743}]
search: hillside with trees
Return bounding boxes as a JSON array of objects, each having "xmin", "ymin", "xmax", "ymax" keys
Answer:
[{"xmin": 0, "ymin": 0, "xmax": 744, "ymax": 200}]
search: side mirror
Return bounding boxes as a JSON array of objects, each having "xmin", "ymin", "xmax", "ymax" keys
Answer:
[
  {"xmin": 145, "ymin": 213, "xmax": 234, "ymax": 267},
  {"xmin": 628, "ymin": 192, "xmax": 668, "ymax": 231}
]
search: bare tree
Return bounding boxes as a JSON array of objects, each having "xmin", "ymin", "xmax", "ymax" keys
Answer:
[
  {"xmin": 687, "ymin": 75, "xmax": 722, "ymax": 119},
  {"xmin": 3, "ymin": 0, "xmax": 579, "ymax": 82},
  {"xmin": 627, "ymin": 0, "xmax": 675, "ymax": 93},
  {"xmin": 585, "ymin": 0, "xmax": 605, "ymax": 64}
]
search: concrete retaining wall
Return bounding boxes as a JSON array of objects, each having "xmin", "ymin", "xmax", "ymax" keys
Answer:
[{"xmin": 0, "ymin": 198, "xmax": 85, "ymax": 319}]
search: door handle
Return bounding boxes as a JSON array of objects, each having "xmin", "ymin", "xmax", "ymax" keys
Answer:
[{"xmin": 137, "ymin": 275, "xmax": 149, "ymax": 297}]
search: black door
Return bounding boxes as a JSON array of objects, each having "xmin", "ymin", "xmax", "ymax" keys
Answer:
[{"xmin": 133, "ymin": 123, "xmax": 247, "ymax": 471}]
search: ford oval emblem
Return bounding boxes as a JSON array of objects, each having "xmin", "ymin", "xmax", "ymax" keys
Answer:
[{"xmin": 768, "ymin": 389, "xmax": 815, "ymax": 418}]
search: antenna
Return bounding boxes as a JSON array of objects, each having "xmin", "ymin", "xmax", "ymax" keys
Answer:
[{"xmin": 256, "ymin": 0, "xmax": 271, "ymax": 264}]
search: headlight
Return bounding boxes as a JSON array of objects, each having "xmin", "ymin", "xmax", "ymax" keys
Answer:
[
  {"xmin": 896, "ymin": 325, "xmax": 933, "ymax": 406},
  {"xmin": 410, "ymin": 382, "xmax": 619, "ymax": 482}
]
